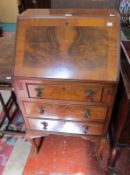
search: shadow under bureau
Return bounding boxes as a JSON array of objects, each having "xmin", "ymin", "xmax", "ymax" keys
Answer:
[{"xmin": 13, "ymin": 9, "xmax": 120, "ymax": 153}]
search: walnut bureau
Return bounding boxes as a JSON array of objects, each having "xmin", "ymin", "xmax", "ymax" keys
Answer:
[{"xmin": 13, "ymin": 9, "xmax": 120, "ymax": 152}]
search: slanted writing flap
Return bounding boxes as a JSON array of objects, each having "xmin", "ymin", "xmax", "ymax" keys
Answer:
[{"xmin": 14, "ymin": 9, "xmax": 120, "ymax": 82}]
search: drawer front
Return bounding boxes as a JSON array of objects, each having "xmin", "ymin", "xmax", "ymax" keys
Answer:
[
  {"xmin": 24, "ymin": 102, "xmax": 107, "ymax": 121},
  {"xmin": 28, "ymin": 118, "xmax": 103, "ymax": 136},
  {"xmin": 27, "ymin": 84, "xmax": 102, "ymax": 102}
]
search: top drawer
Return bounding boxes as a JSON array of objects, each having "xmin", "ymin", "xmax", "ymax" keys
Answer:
[{"xmin": 27, "ymin": 84, "xmax": 102, "ymax": 102}]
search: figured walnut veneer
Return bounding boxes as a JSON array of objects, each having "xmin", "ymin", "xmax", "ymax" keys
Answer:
[{"xmin": 13, "ymin": 9, "xmax": 120, "ymax": 152}]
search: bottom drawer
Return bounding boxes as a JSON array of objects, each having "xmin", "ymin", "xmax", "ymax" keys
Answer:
[{"xmin": 28, "ymin": 118, "xmax": 103, "ymax": 136}]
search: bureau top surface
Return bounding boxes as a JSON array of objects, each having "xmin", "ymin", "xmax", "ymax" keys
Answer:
[
  {"xmin": 14, "ymin": 9, "xmax": 120, "ymax": 82},
  {"xmin": 19, "ymin": 9, "xmax": 119, "ymax": 18}
]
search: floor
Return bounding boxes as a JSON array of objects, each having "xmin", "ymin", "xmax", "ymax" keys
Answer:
[
  {"xmin": 0, "ymin": 134, "xmax": 130, "ymax": 175},
  {"xmin": 23, "ymin": 136, "xmax": 109, "ymax": 175},
  {"xmin": 2, "ymin": 137, "xmax": 31, "ymax": 175},
  {"xmin": 23, "ymin": 135, "xmax": 130, "ymax": 175}
]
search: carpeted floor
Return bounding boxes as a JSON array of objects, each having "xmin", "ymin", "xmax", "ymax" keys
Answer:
[
  {"xmin": 2, "ymin": 137, "xmax": 31, "ymax": 175},
  {"xmin": 0, "ymin": 108, "xmax": 25, "ymax": 175},
  {"xmin": 1, "ymin": 132, "xmax": 130, "ymax": 175},
  {"xmin": 23, "ymin": 136, "xmax": 110, "ymax": 175},
  {"xmin": 0, "ymin": 88, "xmax": 26, "ymax": 175},
  {"xmin": 23, "ymin": 136, "xmax": 130, "ymax": 175},
  {"xmin": 0, "ymin": 136, "xmax": 16, "ymax": 174}
]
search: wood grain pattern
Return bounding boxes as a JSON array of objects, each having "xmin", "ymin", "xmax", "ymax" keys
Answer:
[
  {"xmin": 13, "ymin": 9, "xmax": 120, "ymax": 152},
  {"xmin": 24, "ymin": 27, "xmax": 107, "ymax": 69},
  {"xmin": 14, "ymin": 9, "xmax": 120, "ymax": 81},
  {"xmin": 28, "ymin": 118, "xmax": 103, "ymax": 136},
  {"xmin": 27, "ymin": 83, "xmax": 102, "ymax": 102},
  {"xmin": 23, "ymin": 101, "xmax": 107, "ymax": 121}
]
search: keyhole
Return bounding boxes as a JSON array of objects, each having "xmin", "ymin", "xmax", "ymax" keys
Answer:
[{"xmin": 65, "ymin": 21, "xmax": 69, "ymax": 26}]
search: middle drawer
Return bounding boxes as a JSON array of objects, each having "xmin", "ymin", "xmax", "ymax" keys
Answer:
[{"xmin": 23, "ymin": 102, "xmax": 107, "ymax": 122}]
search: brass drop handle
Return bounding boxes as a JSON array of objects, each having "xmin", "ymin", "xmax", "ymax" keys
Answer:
[
  {"xmin": 41, "ymin": 121, "xmax": 48, "ymax": 130},
  {"xmin": 38, "ymin": 106, "xmax": 45, "ymax": 114},
  {"xmin": 84, "ymin": 125, "xmax": 89, "ymax": 134},
  {"xmin": 35, "ymin": 87, "xmax": 43, "ymax": 97},
  {"xmin": 85, "ymin": 89, "xmax": 94, "ymax": 102},
  {"xmin": 84, "ymin": 109, "xmax": 91, "ymax": 118}
]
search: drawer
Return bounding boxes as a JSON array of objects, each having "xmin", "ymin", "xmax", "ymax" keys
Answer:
[
  {"xmin": 24, "ymin": 102, "xmax": 107, "ymax": 121},
  {"xmin": 28, "ymin": 118, "xmax": 103, "ymax": 136},
  {"xmin": 27, "ymin": 84, "xmax": 102, "ymax": 102}
]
